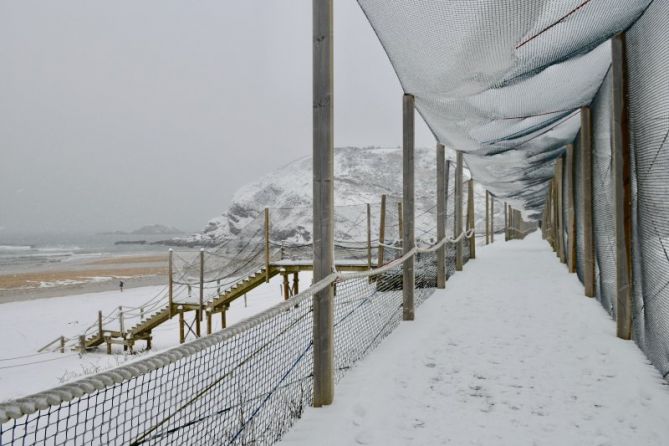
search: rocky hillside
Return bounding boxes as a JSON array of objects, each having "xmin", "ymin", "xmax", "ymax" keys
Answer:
[{"xmin": 172, "ymin": 147, "xmax": 506, "ymax": 247}]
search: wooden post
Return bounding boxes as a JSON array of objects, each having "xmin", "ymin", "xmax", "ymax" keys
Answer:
[
  {"xmin": 490, "ymin": 194, "xmax": 495, "ymax": 243},
  {"xmin": 455, "ymin": 151, "xmax": 464, "ymax": 270},
  {"xmin": 206, "ymin": 311, "xmax": 212, "ymax": 335},
  {"xmin": 366, "ymin": 203, "xmax": 372, "ymax": 270},
  {"xmin": 566, "ymin": 144, "xmax": 577, "ymax": 273},
  {"xmin": 485, "ymin": 191, "xmax": 490, "ymax": 245},
  {"xmin": 97, "ymin": 310, "xmax": 103, "ymax": 340},
  {"xmin": 581, "ymin": 105, "xmax": 596, "ymax": 298},
  {"xmin": 199, "ymin": 248, "xmax": 204, "ymax": 321},
  {"xmin": 612, "ymin": 33, "xmax": 633, "ymax": 340},
  {"xmin": 221, "ymin": 307, "xmax": 227, "ymax": 329},
  {"xmin": 264, "ymin": 208, "xmax": 270, "ymax": 283},
  {"xmin": 293, "ymin": 272, "xmax": 299, "ymax": 295},
  {"xmin": 436, "ymin": 143, "xmax": 446, "ymax": 289},
  {"xmin": 118, "ymin": 306, "xmax": 125, "ymax": 335},
  {"xmin": 178, "ymin": 306, "xmax": 185, "ymax": 344},
  {"xmin": 504, "ymin": 202, "xmax": 509, "ymax": 241},
  {"xmin": 312, "ymin": 0, "xmax": 334, "ymax": 407},
  {"xmin": 467, "ymin": 179, "xmax": 476, "ymax": 259},
  {"xmin": 556, "ymin": 158, "xmax": 566, "ymax": 263},
  {"xmin": 377, "ymin": 194, "xmax": 387, "ymax": 267},
  {"xmin": 195, "ymin": 310, "xmax": 201, "ymax": 337},
  {"xmin": 402, "ymin": 93, "xmax": 415, "ymax": 321},
  {"xmin": 79, "ymin": 335, "xmax": 85, "ymax": 354},
  {"xmin": 59, "ymin": 335, "xmax": 65, "ymax": 354},
  {"xmin": 168, "ymin": 248, "xmax": 174, "ymax": 318},
  {"xmin": 397, "ymin": 202, "xmax": 403, "ymax": 248},
  {"xmin": 282, "ymin": 271, "xmax": 290, "ymax": 300}
]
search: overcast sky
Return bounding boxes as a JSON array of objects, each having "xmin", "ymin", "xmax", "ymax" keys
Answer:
[{"xmin": 0, "ymin": 1, "xmax": 434, "ymax": 234}]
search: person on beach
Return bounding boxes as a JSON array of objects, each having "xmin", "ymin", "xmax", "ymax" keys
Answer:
[{"xmin": 119, "ymin": 280, "xmax": 124, "ymax": 292}]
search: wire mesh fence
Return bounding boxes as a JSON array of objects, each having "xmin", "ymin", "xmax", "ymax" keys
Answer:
[
  {"xmin": 542, "ymin": 1, "xmax": 669, "ymax": 380},
  {"xmin": 0, "ymin": 237, "xmax": 469, "ymax": 445}
]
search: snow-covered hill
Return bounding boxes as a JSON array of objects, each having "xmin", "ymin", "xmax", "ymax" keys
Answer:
[{"xmin": 173, "ymin": 147, "xmax": 505, "ymax": 247}]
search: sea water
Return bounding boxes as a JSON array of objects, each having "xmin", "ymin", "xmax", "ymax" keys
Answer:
[{"xmin": 0, "ymin": 231, "xmax": 176, "ymax": 274}]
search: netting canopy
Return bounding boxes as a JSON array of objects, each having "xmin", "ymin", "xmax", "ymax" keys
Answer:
[{"xmin": 357, "ymin": 0, "xmax": 652, "ymax": 216}]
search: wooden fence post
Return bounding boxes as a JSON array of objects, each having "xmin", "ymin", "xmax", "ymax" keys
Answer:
[
  {"xmin": 612, "ymin": 33, "xmax": 633, "ymax": 339},
  {"xmin": 436, "ymin": 143, "xmax": 446, "ymax": 289},
  {"xmin": 98, "ymin": 311, "xmax": 103, "ymax": 340},
  {"xmin": 402, "ymin": 93, "xmax": 416, "ymax": 321},
  {"xmin": 485, "ymin": 191, "xmax": 490, "ymax": 245},
  {"xmin": 168, "ymin": 248, "xmax": 174, "ymax": 318},
  {"xmin": 366, "ymin": 203, "xmax": 372, "ymax": 270},
  {"xmin": 504, "ymin": 202, "xmax": 509, "ymax": 241},
  {"xmin": 468, "ymin": 179, "xmax": 476, "ymax": 259},
  {"xmin": 566, "ymin": 144, "xmax": 577, "ymax": 273},
  {"xmin": 455, "ymin": 151, "xmax": 464, "ymax": 270},
  {"xmin": 199, "ymin": 248, "xmax": 204, "ymax": 321},
  {"xmin": 60, "ymin": 335, "xmax": 65, "ymax": 353},
  {"xmin": 377, "ymin": 194, "xmax": 387, "ymax": 267},
  {"xmin": 490, "ymin": 194, "xmax": 495, "ymax": 243},
  {"xmin": 581, "ymin": 105, "xmax": 596, "ymax": 297},
  {"xmin": 556, "ymin": 158, "xmax": 566, "ymax": 263},
  {"xmin": 312, "ymin": 0, "xmax": 335, "ymax": 407},
  {"xmin": 264, "ymin": 208, "xmax": 270, "ymax": 283},
  {"xmin": 397, "ymin": 202, "xmax": 403, "ymax": 249},
  {"xmin": 178, "ymin": 306, "xmax": 185, "ymax": 344}
]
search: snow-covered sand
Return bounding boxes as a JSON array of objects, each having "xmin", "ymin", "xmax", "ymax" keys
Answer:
[
  {"xmin": 280, "ymin": 233, "xmax": 669, "ymax": 446},
  {"xmin": 0, "ymin": 273, "xmax": 299, "ymax": 402}
]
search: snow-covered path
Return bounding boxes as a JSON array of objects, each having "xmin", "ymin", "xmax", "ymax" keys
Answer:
[{"xmin": 280, "ymin": 233, "xmax": 669, "ymax": 446}]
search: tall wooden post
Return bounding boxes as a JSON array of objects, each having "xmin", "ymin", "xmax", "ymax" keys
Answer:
[
  {"xmin": 455, "ymin": 152, "xmax": 464, "ymax": 270},
  {"xmin": 397, "ymin": 202, "xmax": 403, "ymax": 248},
  {"xmin": 178, "ymin": 306, "xmax": 185, "ymax": 344},
  {"xmin": 504, "ymin": 202, "xmax": 509, "ymax": 241},
  {"xmin": 98, "ymin": 311, "xmax": 103, "ymax": 340},
  {"xmin": 436, "ymin": 143, "xmax": 446, "ymax": 289},
  {"xmin": 366, "ymin": 204, "xmax": 372, "ymax": 270},
  {"xmin": 467, "ymin": 179, "xmax": 476, "ymax": 259},
  {"xmin": 264, "ymin": 208, "xmax": 270, "ymax": 283},
  {"xmin": 293, "ymin": 272, "xmax": 299, "ymax": 295},
  {"xmin": 485, "ymin": 191, "xmax": 490, "ymax": 245},
  {"xmin": 282, "ymin": 272, "xmax": 290, "ymax": 300},
  {"xmin": 490, "ymin": 194, "xmax": 495, "ymax": 243},
  {"xmin": 199, "ymin": 248, "xmax": 204, "ymax": 320},
  {"xmin": 168, "ymin": 249, "xmax": 174, "ymax": 318},
  {"xmin": 118, "ymin": 306, "xmax": 125, "ymax": 335},
  {"xmin": 556, "ymin": 158, "xmax": 566, "ymax": 263},
  {"xmin": 402, "ymin": 93, "xmax": 415, "ymax": 321},
  {"xmin": 581, "ymin": 106, "xmax": 596, "ymax": 298},
  {"xmin": 612, "ymin": 33, "xmax": 633, "ymax": 339},
  {"xmin": 377, "ymin": 194, "xmax": 387, "ymax": 267},
  {"xmin": 312, "ymin": 0, "xmax": 334, "ymax": 407},
  {"xmin": 566, "ymin": 144, "xmax": 577, "ymax": 273},
  {"xmin": 206, "ymin": 311, "xmax": 212, "ymax": 335}
]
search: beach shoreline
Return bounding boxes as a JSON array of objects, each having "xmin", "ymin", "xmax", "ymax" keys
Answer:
[{"xmin": 0, "ymin": 253, "xmax": 170, "ymax": 304}]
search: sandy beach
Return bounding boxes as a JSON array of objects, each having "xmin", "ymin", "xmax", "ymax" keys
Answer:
[{"xmin": 0, "ymin": 253, "xmax": 169, "ymax": 304}]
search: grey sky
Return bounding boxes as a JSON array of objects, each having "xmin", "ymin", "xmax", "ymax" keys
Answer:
[{"xmin": 0, "ymin": 1, "xmax": 433, "ymax": 234}]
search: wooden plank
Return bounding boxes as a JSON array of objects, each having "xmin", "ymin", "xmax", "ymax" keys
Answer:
[
  {"xmin": 612, "ymin": 33, "xmax": 633, "ymax": 339},
  {"xmin": 312, "ymin": 0, "xmax": 335, "ymax": 407},
  {"xmin": 581, "ymin": 106, "xmax": 596, "ymax": 297},
  {"xmin": 402, "ymin": 93, "xmax": 415, "ymax": 321}
]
